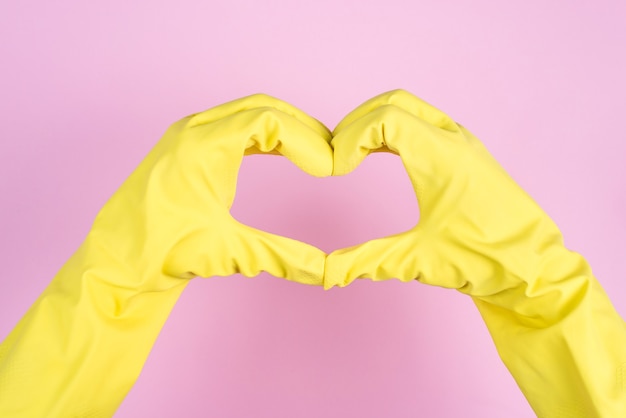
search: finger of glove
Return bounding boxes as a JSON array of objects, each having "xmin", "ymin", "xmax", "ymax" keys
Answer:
[
  {"xmin": 163, "ymin": 220, "xmax": 326, "ymax": 285},
  {"xmin": 233, "ymin": 223, "xmax": 327, "ymax": 286},
  {"xmin": 332, "ymin": 105, "xmax": 466, "ymax": 215},
  {"xmin": 188, "ymin": 106, "xmax": 334, "ymax": 208},
  {"xmin": 323, "ymin": 229, "xmax": 464, "ymax": 289},
  {"xmin": 186, "ymin": 93, "xmax": 332, "ymax": 142},
  {"xmin": 333, "ymin": 89, "xmax": 460, "ymax": 136}
]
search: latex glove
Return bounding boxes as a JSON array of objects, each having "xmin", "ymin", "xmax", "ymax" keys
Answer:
[
  {"xmin": 0, "ymin": 94, "xmax": 333, "ymax": 417},
  {"xmin": 325, "ymin": 89, "xmax": 626, "ymax": 417}
]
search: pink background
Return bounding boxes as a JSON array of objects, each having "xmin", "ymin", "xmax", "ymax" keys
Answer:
[{"xmin": 1, "ymin": 1, "xmax": 625, "ymax": 417}]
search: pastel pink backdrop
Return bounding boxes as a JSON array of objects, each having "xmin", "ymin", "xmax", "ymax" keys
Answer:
[{"xmin": 1, "ymin": 1, "xmax": 625, "ymax": 417}]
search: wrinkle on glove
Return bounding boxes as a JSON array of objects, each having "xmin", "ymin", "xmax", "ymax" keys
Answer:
[
  {"xmin": 0, "ymin": 94, "xmax": 333, "ymax": 417},
  {"xmin": 325, "ymin": 89, "xmax": 626, "ymax": 417}
]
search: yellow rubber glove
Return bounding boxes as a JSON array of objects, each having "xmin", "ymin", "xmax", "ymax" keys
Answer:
[
  {"xmin": 0, "ymin": 94, "xmax": 333, "ymax": 417},
  {"xmin": 325, "ymin": 89, "xmax": 626, "ymax": 417}
]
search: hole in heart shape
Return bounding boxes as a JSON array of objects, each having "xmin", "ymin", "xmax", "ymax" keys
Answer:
[{"xmin": 231, "ymin": 152, "xmax": 420, "ymax": 254}]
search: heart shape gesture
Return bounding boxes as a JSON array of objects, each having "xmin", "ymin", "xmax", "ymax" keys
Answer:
[{"xmin": 1, "ymin": 90, "xmax": 625, "ymax": 417}]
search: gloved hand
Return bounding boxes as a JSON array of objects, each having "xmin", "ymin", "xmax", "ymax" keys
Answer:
[
  {"xmin": 0, "ymin": 94, "xmax": 334, "ymax": 417},
  {"xmin": 325, "ymin": 89, "xmax": 626, "ymax": 417}
]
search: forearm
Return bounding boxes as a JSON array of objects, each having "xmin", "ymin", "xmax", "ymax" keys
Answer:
[
  {"xmin": 472, "ymin": 250, "xmax": 626, "ymax": 417},
  {"xmin": 0, "ymin": 236, "xmax": 189, "ymax": 417}
]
